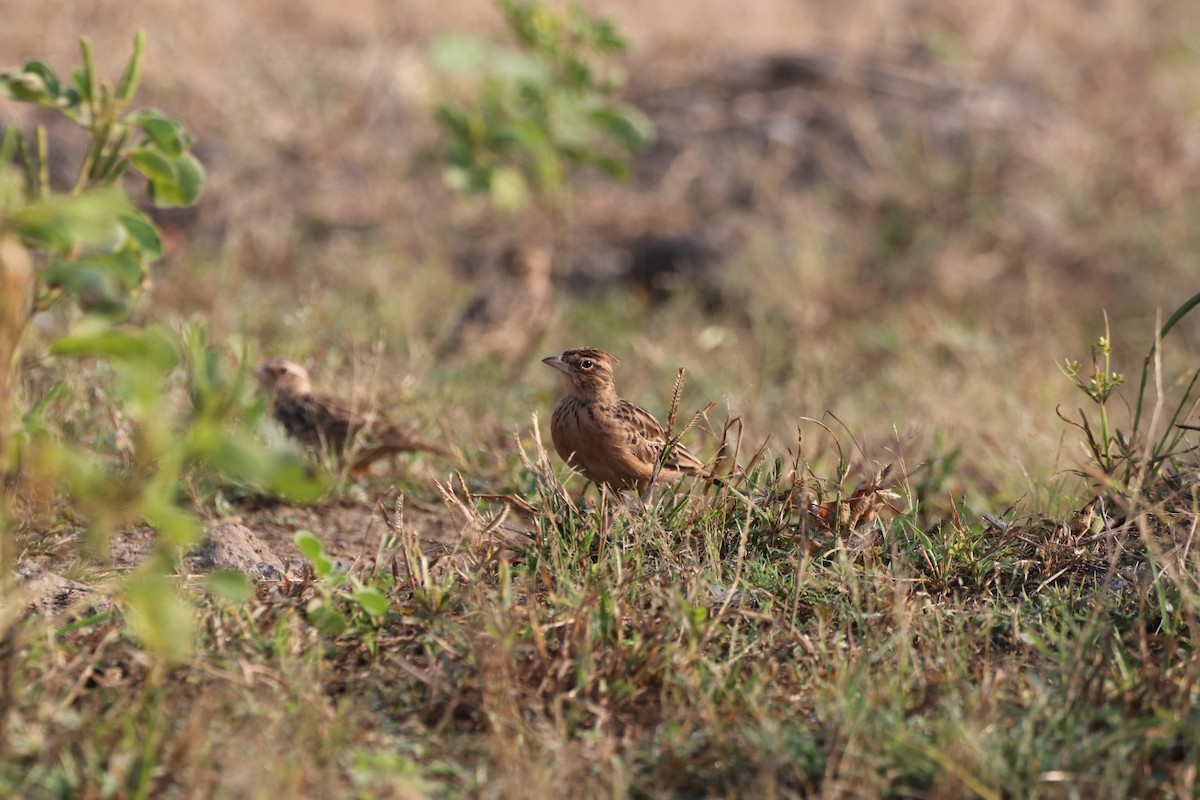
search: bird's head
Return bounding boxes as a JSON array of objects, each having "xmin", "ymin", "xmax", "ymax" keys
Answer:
[
  {"xmin": 542, "ymin": 348, "xmax": 619, "ymax": 399},
  {"xmin": 254, "ymin": 358, "xmax": 312, "ymax": 395}
]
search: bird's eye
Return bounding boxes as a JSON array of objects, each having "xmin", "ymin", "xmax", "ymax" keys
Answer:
[{"xmin": 580, "ymin": 359, "xmax": 594, "ymax": 370}]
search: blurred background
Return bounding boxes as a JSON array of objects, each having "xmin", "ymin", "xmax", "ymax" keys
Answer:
[{"xmin": 4, "ymin": 0, "xmax": 1199, "ymax": 513}]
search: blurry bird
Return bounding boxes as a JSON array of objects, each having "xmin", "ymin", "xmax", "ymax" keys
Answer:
[
  {"xmin": 442, "ymin": 244, "xmax": 553, "ymax": 368},
  {"xmin": 543, "ymin": 348, "xmax": 714, "ymax": 495},
  {"xmin": 254, "ymin": 358, "xmax": 449, "ymax": 475}
]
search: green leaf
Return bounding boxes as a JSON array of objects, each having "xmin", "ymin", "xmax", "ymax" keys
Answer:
[
  {"xmin": 187, "ymin": 420, "xmax": 326, "ymax": 498},
  {"xmin": 134, "ymin": 109, "xmax": 190, "ymax": 156},
  {"xmin": 118, "ymin": 208, "xmax": 164, "ymax": 260},
  {"xmin": 134, "ymin": 150, "xmax": 205, "ymax": 208},
  {"xmin": 0, "ymin": 127, "xmax": 21, "ymax": 168},
  {"xmin": 1, "ymin": 70, "xmax": 49, "ymax": 102},
  {"xmin": 116, "ymin": 31, "xmax": 145, "ymax": 103},
  {"xmin": 353, "ymin": 586, "xmax": 389, "ymax": 617},
  {"xmin": 592, "ymin": 154, "xmax": 630, "ymax": 180},
  {"xmin": 306, "ymin": 599, "xmax": 348, "ymax": 635},
  {"xmin": 123, "ymin": 572, "xmax": 193, "ymax": 662},
  {"xmin": 129, "ymin": 146, "xmax": 176, "ymax": 184},
  {"xmin": 312, "ymin": 554, "xmax": 335, "ymax": 579},
  {"xmin": 10, "ymin": 61, "xmax": 80, "ymax": 109},
  {"xmin": 21, "ymin": 61, "xmax": 59, "ymax": 92},
  {"xmin": 9, "ymin": 187, "xmax": 129, "ymax": 251},
  {"xmin": 189, "ymin": 420, "xmax": 266, "ymax": 470},
  {"xmin": 586, "ymin": 17, "xmax": 628, "ymax": 52},
  {"xmin": 207, "ymin": 569, "xmax": 254, "ymax": 604},
  {"xmin": 72, "ymin": 68, "xmax": 92, "ymax": 106},
  {"xmin": 142, "ymin": 495, "xmax": 204, "ymax": 548},
  {"xmin": 265, "ymin": 454, "xmax": 328, "ymax": 502},
  {"xmin": 169, "ymin": 153, "xmax": 205, "ymax": 205},
  {"xmin": 51, "ymin": 324, "xmax": 180, "ymax": 374},
  {"xmin": 78, "ymin": 38, "xmax": 96, "ymax": 107},
  {"xmin": 589, "ymin": 106, "xmax": 654, "ymax": 150},
  {"xmin": 434, "ymin": 106, "xmax": 471, "ymax": 138},
  {"xmin": 295, "ymin": 529, "xmax": 326, "ymax": 561},
  {"xmin": 40, "ymin": 260, "xmax": 136, "ymax": 318},
  {"xmin": 60, "ymin": 249, "xmax": 145, "ymax": 291}
]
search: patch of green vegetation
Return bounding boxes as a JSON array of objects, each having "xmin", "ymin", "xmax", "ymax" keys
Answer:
[
  {"xmin": 432, "ymin": 0, "xmax": 653, "ymax": 216},
  {"xmin": 8, "ymin": 389, "xmax": 1200, "ymax": 795}
]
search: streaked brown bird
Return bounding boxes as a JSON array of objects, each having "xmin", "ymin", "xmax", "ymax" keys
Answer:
[
  {"xmin": 543, "ymin": 348, "xmax": 711, "ymax": 494},
  {"xmin": 442, "ymin": 244, "xmax": 553, "ymax": 368},
  {"xmin": 254, "ymin": 358, "xmax": 448, "ymax": 475}
]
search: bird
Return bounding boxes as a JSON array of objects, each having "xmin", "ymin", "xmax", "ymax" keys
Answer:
[
  {"xmin": 441, "ymin": 244, "xmax": 553, "ymax": 369},
  {"xmin": 543, "ymin": 348, "xmax": 713, "ymax": 495},
  {"xmin": 253, "ymin": 358, "xmax": 449, "ymax": 475}
]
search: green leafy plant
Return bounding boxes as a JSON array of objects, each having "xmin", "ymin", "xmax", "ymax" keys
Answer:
[
  {"xmin": 1061, "ymin": 313, "xmax": 1125, "ymax": 474},
  {"xmin": 0, "ymin": 33, "xmax": 205, "ymax": 476},
  {"xmin": 1062, "ymin": 297, "xmax": 1200, "ymax": 488},
  {"xmin": 295, "ymin": 529, "xmax": 390, "ymax": 637},
  {"xmin": 431, "ymin": 0, "xmax": 654, "ymax": 214},
  {"xmin": 17, "ymin": 321, "xmax": 324, "ymax": 660},
  {"xmin": 1, "ymin": 33, "xmax": 203, "ymax": 323},
  {"xmin": 0, "ymin": 36, "xmax": 332, "ymax": 663}
]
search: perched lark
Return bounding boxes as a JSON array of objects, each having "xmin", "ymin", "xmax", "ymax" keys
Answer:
[
  {"xmin": 544, "ymin": 348, "xmax": 711, "ymax": 494},
  {"xmin": 254, "ymin": 358, "xmax": 448, "ymax": 475},
  {"xmin": 442, "ymin": 244, "xmax": 553, "ymax": 368}
]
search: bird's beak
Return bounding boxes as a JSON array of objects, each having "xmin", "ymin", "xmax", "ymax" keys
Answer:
[
  {"xmin": 252, "ymin": 362, "xmax": 270, "ymax": 384},
  {"xmin": 542, "ymin": 355, "xmax": 570, "ymax": 374}
]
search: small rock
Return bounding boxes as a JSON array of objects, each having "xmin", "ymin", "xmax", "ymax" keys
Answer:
[
  {"xmin": 187, "ymin": 523, "xmax": 287, "ymax": 581},
  {"xmin": 13, "ymin": 564, "xmax": 114, "ymax": 617}
]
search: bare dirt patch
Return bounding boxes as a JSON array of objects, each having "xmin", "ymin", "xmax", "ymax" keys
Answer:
[{"xmin": 230, "ymin": 495, "xmax": 463, "ymax": 566}]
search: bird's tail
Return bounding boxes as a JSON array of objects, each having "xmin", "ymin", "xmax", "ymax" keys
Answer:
[{"xmin": 348, "ymin": 438, "xmax": 452, "ymax": 475}]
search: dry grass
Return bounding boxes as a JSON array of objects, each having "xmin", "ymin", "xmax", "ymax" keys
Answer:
[{"xmin": 5, "ymin": 0, "xmax": 1200, "ymax": 796}]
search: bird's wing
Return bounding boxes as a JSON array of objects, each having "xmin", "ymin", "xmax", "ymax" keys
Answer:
[
  {"xmin": 319, "ymin": 391, "xmax": 447, "ymax": 456},
  {"xmin": 296, "ymin": 393, "xmax": 362, "ymax": 452},
  {"xmin": 276, "ymin": 390, "xmax": 448, "ymax": 470},
  {"xmin": 273, "ymin": 393, "xmax": 346, "ymax": 450},
  {"xmin": 614, "ymin": 399, "xmax": 707, "ymax": 474}
]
